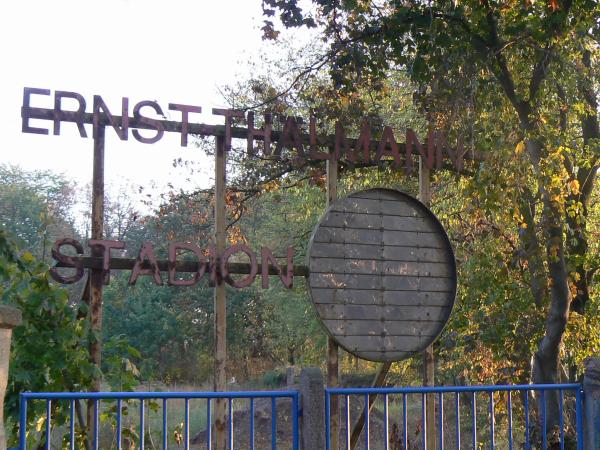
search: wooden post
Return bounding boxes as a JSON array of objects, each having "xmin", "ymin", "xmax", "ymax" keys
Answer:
[
  {"xmin": 87, "ymin": 126, "xmax": 105, "ymax": 445},
  {"xmin": 214, "ymin": 135, "xmax": 227, "ymax": 450},
  {"xmin": 349, "ymin": 362, "xmax": 392, "ymax": 449},
  {"xmin": 326, "ymin": 154, "xmax": 340, "ymax": 450},
  {"xmin": 419, "ymin": 156, "xmax": 436, "ymax": 450}
]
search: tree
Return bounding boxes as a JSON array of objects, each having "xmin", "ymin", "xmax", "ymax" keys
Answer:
[
  {"xmin": 0, "ymin": 165, "xmax": 78, "ymax": 263},
  {"xmin": 262, "ymin": 0, "xmax": 600, "ymax": 431}
]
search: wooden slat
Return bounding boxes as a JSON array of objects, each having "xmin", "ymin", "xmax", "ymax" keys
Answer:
[
  {"xmin": 323, "ymin": 212, "xmax": 430, "ymax": 232},
  {"xmin": 313, "ymin": 227, "xmax": 446, "ymax": 248},
  {"xmin": 323, "ymin": 320, "xmax": 446, "ymax": 338},
  {"xmin": 341, "ymin": 335, "xmax": 435, "ymax": 352},
  {"xmin": 330, "ymin": 197, "xmax": 424, "ymax": 217},
  {"xmin": 383, "ymin": 215, "xmax": 431, "ymax": 232},
  {"xmin": 323, "ymin": 320, "xmax": 444, "ymax": 337},
  {"xmin": 309, "ymin": 243, "xmax": 382, "ymax": 259},
  {"xmin": 309, "ymin": 258, "xmax": 453, "ymax": 277},
  {"xmin": 313, "ymin": 227, "xmax": 382, "ymax": 246},
  {"xmin": 383, "ymin": 230, "xmax": 445, "ymax": 247},
  {"xmin": 322, "ymin": 212, "xmax": 379, "ymax": 229},
  {"xmin": 309, "ymin": 243, "xmax": 449, "ymax": 262},
  {"xmin": 383, "ymin": 246, "xmax": 449, "ymax": 262},
  {"xmin": 311, "ymin": 288, "xmax": 453, "ymax": 307},
  {"xmin": 316, "ymin": 304, "xmax": 450, "ymax": 322},
  {"xmin": 383, "ymin": 275, "xmax": 453, "ymax": 291},
  {"xmin": 309, "ymin": 273, "xmax": 454, "ymax": 291}
]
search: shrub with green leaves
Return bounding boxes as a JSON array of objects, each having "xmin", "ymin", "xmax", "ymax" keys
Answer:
[{"xmin": 0, "ymin": 229, "xmax": 94, "ymax": 447}]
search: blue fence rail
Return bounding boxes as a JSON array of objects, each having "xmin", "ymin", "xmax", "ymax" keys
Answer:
[
  {"xmin": 326, "ymin": 384, "xmax": 583, "ymax": 450},
  {"xmin": 19, "ymin": 390, "xmax": 300, "ymax": 450}
]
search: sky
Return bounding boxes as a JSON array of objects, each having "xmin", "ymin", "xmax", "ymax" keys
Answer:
[{"xmin": 1, "ymin": 0, "xmax": 288, "ymax": 204}]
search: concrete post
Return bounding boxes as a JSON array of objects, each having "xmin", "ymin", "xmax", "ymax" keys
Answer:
[
  {"xmin": 299, "ymin": 367, "xmax": 325, "ymax": 450},
  {"xmin": 584, "ymin": 357, "xmax": 600, "ymax": 450},
  {"xmin": 0, "ymin": 306, "xmax": 22, "ymax": 450},
  {"xmin": 286, "ymin": 366, "xmax": 296, "ymax": 387}
]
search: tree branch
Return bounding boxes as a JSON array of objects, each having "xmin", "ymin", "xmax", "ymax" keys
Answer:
[{"xmin": 529, "ymin": 45, "xmax": 554, "ymax": 101}]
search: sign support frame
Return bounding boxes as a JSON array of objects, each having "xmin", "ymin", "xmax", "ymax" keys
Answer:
[
  {"xmin": 326, "ymin": 152, "xmax": 340, "ymax": 450},
  {"xmin": 214, "ymin": 135, "xmax": 228, "ymax": 450},
  {"xmin": 419, "ymin": 156, "xmax": 437, "ymax": 450}
]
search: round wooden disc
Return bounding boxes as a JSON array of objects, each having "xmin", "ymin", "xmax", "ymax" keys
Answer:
[{"xmin": 307, "ymin": 188, "xmax": 457, "ymax": 362}]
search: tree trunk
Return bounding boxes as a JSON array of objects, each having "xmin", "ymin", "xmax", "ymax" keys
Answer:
[
  {"xmin": 518, "ymin": 188, "xmax": 546, "ymax": 307},
  {"xmin": 530, "ymin": 153, "xmax": 571, "ymax": 431}
]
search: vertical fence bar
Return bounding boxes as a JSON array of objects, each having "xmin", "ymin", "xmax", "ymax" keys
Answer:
[
  {"xmin": 489, "ymin": 391, "xmax": 495, "ymax": 450},
  {"xmin": 383, "ymin": 394, "xmax": 389, "ymax": 450},
  {"xmin": 575, "ymin": 388, "xmax": 583, "ymax": 450},
  {"xmin": 541, "ymin": 391, "xmax": 547, "ymax": 450},
  {"xmin": 19, "ymin": 395, "xmax": 27, "ymax": 450},
  {"xmin": 455, "ymin": 393, "xmax": 460, "ymax": 450},
  {"xmin": 524, "ymin": 392, "xmax": 530, "ymax": 450},
  {"xmin": 162, "ymin": 398, "xmax": 167, "ymax": 450},
  {"xmin": 345, "ymin": 395, "xmax": 351, "ymax": 450},
  {"xmin": 326, "ymin": 391, "xmax": 331, "ymax": 450},
  {"xmin": 140, "ymin": 399, "xmax": 145, "ymax": 450},
  {"xmin": 403, "ymin": 393, "xmax": 408, "ymax": 450},
  {"xmin": 471, "ymin": 392, "xmax": 477, "ymax": 450},
  {"xmin": 230, "ymin": 398, "xmax": 234, "ymax": 450},
  {"xmin": 422, "ymin": 393, "xmax": 426, "ymax": 450},
  {"xmin": 45, "ymin": 400, "xmax": 51, "ymax": 450},
  {"xmin": 438, "ymin": 393, "xmax": 444, "ymax": 450},
  {"xmin": 559, "ymin": 390, "xmax": 564, "ymax": 450},
  {"xmin": 117, "ymin": 398, "xmax": 122, "ymax": 450},
  {"xmin": 250, "ymin": 398, "xmax": 255, "ymax": 450},
  {"xmin": 93, "ymin": 399, "xmax": 99, "ymax": 450},
  {"xmin": 271, "ymin": 397, "xmax": 277, "ymax": 450},
  {"xmin": 507, "ymin": 391, "xmax": 513, "ymax": 450},
  {"xmin": 184, "ymin": 398, "xmax": 189, "ymax": 450},
  {"xmin": 364, "ymin": 394, "xmax": 370, "ymax": 450},
  {"xmin": 292, "ymin": 393, "xmax": 300, "ymax": 450},
  {"xmin": 207, "ymin": 398, "xmax": 212, "ymax": 450},
  {"xmin": 70, "ymin": 399, "xmax": 75, "ymax": 450}
]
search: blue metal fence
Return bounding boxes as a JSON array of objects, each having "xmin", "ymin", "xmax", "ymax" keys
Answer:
[
  {"xmin": 326, "ymin": 384, "xmax": 583, "ymax": 450},
  {"xmin": 19, "ymin": 390, "xmax": 300, "ymax": 450}
]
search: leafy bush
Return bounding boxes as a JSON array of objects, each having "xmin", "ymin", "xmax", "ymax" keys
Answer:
[
  {"xmin": 0, "ymin": 229, "xmax": 94, "ymax": 447},
  {"xmin": 261, "ymin": 369, "xmax": 286, "ymax": 387}
]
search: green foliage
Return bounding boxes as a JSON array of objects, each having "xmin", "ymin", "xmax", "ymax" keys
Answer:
[
  {"xmin": 103, "ymin": 274, "xmax": 214, "ymax": 384},
  {"xmin": 261, "ymin": 369, "xmax": 286, "ymax": 387},
  {"xmin": 103, "ymin": 334, "xmax": 141, "ymax": 392},
  {"xmin": 0, "ymin": 164, "xmax": 78, "ymax": 262},
  {"xmin": 0, "ymin": 229, "xmax": 93, "ymax": 447}
]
